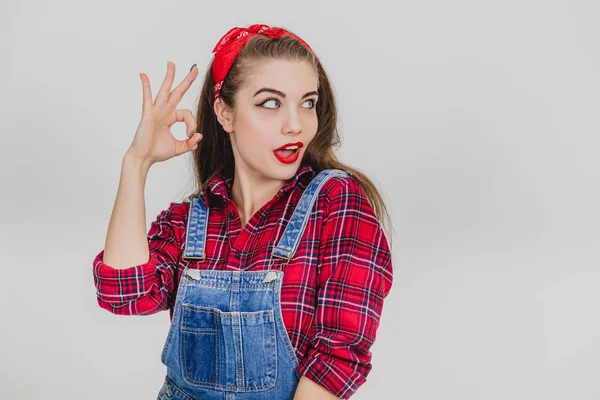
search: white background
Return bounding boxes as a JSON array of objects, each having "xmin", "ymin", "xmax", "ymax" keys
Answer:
[{"xmin": 1, "ymin": 0, "xmax": 599, "ymax": 398}]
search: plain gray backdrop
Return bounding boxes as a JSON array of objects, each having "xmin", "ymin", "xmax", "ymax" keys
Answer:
[{"xmin": 1, "ymin": 0, "xmax": 599, "ymax": 399}]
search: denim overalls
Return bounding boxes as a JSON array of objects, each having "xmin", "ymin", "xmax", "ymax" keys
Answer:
[{"xmin": 157, "ymin": 168, "xmax": 350, "ymax": 400}]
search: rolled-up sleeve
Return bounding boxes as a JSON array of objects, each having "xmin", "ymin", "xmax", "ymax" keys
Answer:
[
  {"xmin": 296, "ymin": 176, "xmax": 394, "ymax": 399},
  {"xmin": 92, "ymin": 202, "xmax": 186, "ymax": 316}
]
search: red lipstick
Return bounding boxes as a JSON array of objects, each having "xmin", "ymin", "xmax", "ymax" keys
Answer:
[{"xmin": 273, "ymin": 142, "xmax": 303, "ymax": 164}]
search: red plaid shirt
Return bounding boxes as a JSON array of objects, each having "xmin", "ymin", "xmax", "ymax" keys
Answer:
[{"xmin": 93, "ymin": 163, "xmax": 393, "ymax": 399}]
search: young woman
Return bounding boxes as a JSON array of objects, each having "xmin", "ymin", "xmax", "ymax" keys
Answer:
[{"xmin": 93, "ymin": 24, "xmax": 394, "ymax": 400}]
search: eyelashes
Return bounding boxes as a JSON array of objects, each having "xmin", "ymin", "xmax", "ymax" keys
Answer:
[{"xmin": 257, "ymin": 96, "xmax": 317, "ymax": 109}]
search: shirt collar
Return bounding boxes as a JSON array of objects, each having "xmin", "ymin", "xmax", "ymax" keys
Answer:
[{"xmin": 204, "ymin": 163, "xmax": 317, "ymax": 206}]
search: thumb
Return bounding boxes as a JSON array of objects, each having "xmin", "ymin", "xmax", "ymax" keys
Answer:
[
  {"xmin": 186, "ymin": 132, "xmax": 203, "ymax": 151},
  {"xmin": 174, "ymin": 133, "xmax": 202, "ymax": 156}
]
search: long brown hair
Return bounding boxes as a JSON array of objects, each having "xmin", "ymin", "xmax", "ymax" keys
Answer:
[{"xmin": 185, "ymin": 29, "xmax": 394, "ymax": 248}]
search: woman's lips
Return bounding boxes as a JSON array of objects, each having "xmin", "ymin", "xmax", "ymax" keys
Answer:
[
  {"xmin": 273, "ymin": 148, "xmax": 300, "ymax": 164},
  {"xmin": 275, "ymin": 141, "xmax": 303, "ymax": 151}
]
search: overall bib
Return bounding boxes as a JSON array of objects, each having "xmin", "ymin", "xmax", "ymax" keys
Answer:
[{"xmin": 157, "ymin": 168, "xmax": 350, "ymax": 400}]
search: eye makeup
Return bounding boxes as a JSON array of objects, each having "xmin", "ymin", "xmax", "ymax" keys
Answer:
[{"xmin": 256, "ymin": 97, "xmax": 317, "ymax": 109}]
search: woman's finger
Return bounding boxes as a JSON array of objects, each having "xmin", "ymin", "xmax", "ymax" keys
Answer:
[
  {"xmin": 173, "ymin": 109, "xmax": 201, "ymax": 156},
  {"xmin": 168, "ymin": 64, "xmax": 198, "ymax": 107},
  {"xmin": 139, "ymin": 72, "xmax": 153, "ymax": 114},
  {"xmin": 154, "ymin": 61, "xmax": 176, "ymax": 105},
  {"xmin": 175, "ymin": 130, "xmax": 203, "ymax": 156},
  {"xmin": 173, "ymin": 109, "xmax": 198, "ymax": 138}
]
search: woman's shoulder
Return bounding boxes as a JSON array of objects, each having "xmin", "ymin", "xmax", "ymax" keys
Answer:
[
  {"xmin": 162, "ymin": 200, "xmax": 191, "ymax": 219},
  {"xmin": 314, "ymin": 171, "xmax": 373, "ymax": 216},
  {"xmin": 316, "ymin": 170, "xmax": 354, "ymax": 195},
  {"xmin": 150, "ymin": 201, "xmax": 191, "ymax": 238},
  {"xmin": 317, "ymin": 171, "xmax": 365, "ymax": 200}
]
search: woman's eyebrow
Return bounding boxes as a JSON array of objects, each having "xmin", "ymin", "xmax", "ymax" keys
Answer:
[{"xmin": 253, "ymin": 87, "xmax": 318, "ymax": 98}]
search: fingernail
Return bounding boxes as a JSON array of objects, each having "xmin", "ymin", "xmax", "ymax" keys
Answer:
[{"xmin": 190, "ymin": 63, "xmax": 196, "ymax": 72}]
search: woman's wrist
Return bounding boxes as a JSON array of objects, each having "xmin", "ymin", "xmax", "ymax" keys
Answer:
[{"xmin": 123, "ymin": 149, "xmax": 153, "ymax": 173}]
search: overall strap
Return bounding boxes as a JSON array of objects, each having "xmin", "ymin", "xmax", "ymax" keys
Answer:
[
  {"xmin": 270, "ymin": 168, "xmax": 350, "ymax": 263},
  {"xmin": 182, "ymin": 193, "xmax": 209, "ymax": 262},
  {"xmin": 181, "ymin": 168, "xmax": 351, "ymax": 274}
]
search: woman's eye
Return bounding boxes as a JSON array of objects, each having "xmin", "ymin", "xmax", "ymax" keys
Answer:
[
  {"xmin": 260, "ymin": 98, "xmax": 280, "ymax": 109},
  {"xmin": 259, "ymin": 98, "xmax": 317, "ymax": 109},
  {"xmin": 304, "ymin": 99, "xmax": 316, "ymax": 109}
]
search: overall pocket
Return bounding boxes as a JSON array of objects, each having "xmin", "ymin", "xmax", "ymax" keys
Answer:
[
  {"xmin": 180, "ymin": 304, "xmax": 220, "ymax": 387},
  {"xmin": 179, "ymin": 304, "xmax": 277, "ymax": 390}
]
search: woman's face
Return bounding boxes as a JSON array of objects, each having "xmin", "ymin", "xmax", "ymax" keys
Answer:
[{"xmin": 215, "ymin": 58, "xmax": 319, "ymax": 182}]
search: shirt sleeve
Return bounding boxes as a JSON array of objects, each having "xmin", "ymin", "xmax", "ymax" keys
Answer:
[
  {"xmin": 296, "ymin": 175, "xmax": 394, "ymax": 399},
  {"xmin": 92, "ymin": 202, "xmax": 187, "ymax": 316}
]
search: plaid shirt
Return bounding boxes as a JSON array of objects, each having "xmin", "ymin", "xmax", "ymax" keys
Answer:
[{"xmin": 93, "ymin": 163, "xmax": 393, "ymax": 399}]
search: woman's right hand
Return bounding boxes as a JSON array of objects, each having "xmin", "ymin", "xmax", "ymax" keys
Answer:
[{"xmin": 127, "ymin": 61, "xmax": 203, "ymax": 166}]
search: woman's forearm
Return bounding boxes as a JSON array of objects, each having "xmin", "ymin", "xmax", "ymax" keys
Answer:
[
  {"xmin": 101, "ymin": 151, "xmax": 153, "ymax": 269},
  {"xmin": 293, "ymin": 376, "xmax": 340, "ymax": 400}
]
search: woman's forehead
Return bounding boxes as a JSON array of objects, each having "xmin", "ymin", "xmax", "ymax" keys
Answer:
[{"xmin": 243, "ymin": 59, "xmax": 318, "ymax": 93}]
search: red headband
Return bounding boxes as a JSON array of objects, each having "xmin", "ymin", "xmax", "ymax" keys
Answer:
[{"xmin": 211, "ymin": 24, "xmax": 313, "ymax": 99}]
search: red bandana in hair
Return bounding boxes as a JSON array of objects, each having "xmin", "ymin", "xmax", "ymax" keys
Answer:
[{"xmin": 211, "ymin": 24, "xmax": 313, "ymax": 99}]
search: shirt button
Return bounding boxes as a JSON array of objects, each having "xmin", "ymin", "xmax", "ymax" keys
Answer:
[
  {"xmin": 228, "ymin": 211, "xmax": 234, "ymax": 218},
  {"xmin": 235, "ymin": 251, "xmax": 241, "ymax": 259}
]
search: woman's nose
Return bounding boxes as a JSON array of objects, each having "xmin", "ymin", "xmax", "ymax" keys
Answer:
[{"xmin": 283, "ymin": 109, "xmax": 302, "ymax": 135}]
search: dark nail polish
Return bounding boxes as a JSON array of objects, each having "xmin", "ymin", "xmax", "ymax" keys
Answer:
[{"xmin": 190, "ymin": 64, "xmax": 196, "ymax": 72}]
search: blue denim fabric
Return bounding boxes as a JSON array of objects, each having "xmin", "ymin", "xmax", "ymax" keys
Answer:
[{"xmin": 157, "ymin": 168, "xmax": 349, "ymax": 400}]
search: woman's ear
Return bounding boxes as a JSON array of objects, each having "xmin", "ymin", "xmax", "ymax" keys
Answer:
[{"xmin": 213, "ymin": 97, "xmax": 234, "ymax": 133}]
